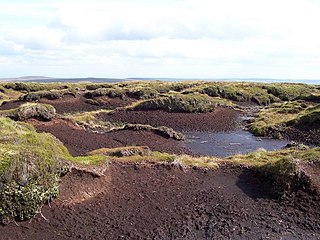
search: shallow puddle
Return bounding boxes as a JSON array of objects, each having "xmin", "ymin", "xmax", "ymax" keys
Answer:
[{"xmin": 184, "ymin": 129, "xmax": 289, "ymax": 157}]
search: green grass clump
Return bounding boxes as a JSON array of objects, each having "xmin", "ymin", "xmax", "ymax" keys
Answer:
[
  {"xmin": 249, "ymin": 101, "xmax": 311, "ymax": 136},
  {"xmin": 126, "ymin": 87, "xmax": 159, "ymax": 99},
  {"xmin": 287, "ymin": 104, "xmax": 320, "ymax": 128},
  {"xmin": 249, "ymin": 101, "xmax": 320, "ymax": 137},
  {"xmin": 148, "ymin": 81, "xmax": 202, "ymax": 93},
  {"xmin": 84, "ymin": 85, "xmax": 159, "ymax": 100},
  {"xmin": 84, "ymin": 87, "xmax": 126, "ymax": 99},
  {"xmin": 91, "ymin": 148, "xmax": 219, "ymax": 169},
  {"xmin": 0, "ymin": 86, "xmax": 5, "ymax": 94},
  {"xmin": 2, "ymin": 82, "xmax": 67, "ymax": 92},
  {"xmin": 172, "ymin": 155, "xmax": 219, "ymax": 168},
  {"xmin": 227, "ymin": 147, "xmax": 320, "ymax": 182},
  {"xmin": 183, "ymin": 82, "xmax": 280, "ymax": 105},
  {"xmin": 69, "ymin": 155, "xmax": 106, "ymax": 165},
  {"xmin": 19, "ymin": 90, "xmax": 75, "ymax": 102},
  {"xmin": 263, "ymin": 83, "xmax": 316, "ymax": 101},
  {"xmin": 85, "ymin": 83, "xmax": 114, "ymax": 90},
  {"xmin": 0, "ymin": 118, "xmax": 68, "ymax": 224},
  {"xmin": 0, "ymin": 117, "xmax": 107, "ymax": 224},
  {"xmin": 1, "ymin": 82, "xmax": 89, "ymax": 93},
  {"xmin": 133, "ymin": 93, "xmax": 218, "ymax": 113},
  {"xmin": 218, "ymin": 83, "xmax": 275, "ymax": 105},
  {"xmin": 0, "ymin": 88, "xmax": 23, "ymax": 105},
  {"xmin": 183, "ymin": 82, "xmax": 320, "ymax": 106},
  {"xmin": 88, "ymin": 146, "xmax": 151, "ymax": 157}
]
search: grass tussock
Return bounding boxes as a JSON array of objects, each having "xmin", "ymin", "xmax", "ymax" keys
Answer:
[
  {"xmin": 263, "ymin": 83, "xmax": 315, "ymax": 101},
  {"xmin": 287, "ymin": 104, "xmax": 320, "ymax": 128},
  {"xmin": 133, "ymin": 93, "xmax": 219, "ymax": 113},
  {"xmin": 0, "ymin": 117, "xmax": 106, "ymax": 224},
  {"xmin": 1, "ymin": 82, "xmax": 87, "ymax": 93},
  {"xmin": 19, "ymin": 90, "xmax": 76, "ymax": 102},
  {"xmin": 226, "ymin": 146, "xmax": 320, "ymax": 189}
]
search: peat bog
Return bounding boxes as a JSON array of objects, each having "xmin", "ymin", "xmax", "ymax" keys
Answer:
[{"xmin": 0, "ymin": 81, "xmax": 320, "ymax": 239}]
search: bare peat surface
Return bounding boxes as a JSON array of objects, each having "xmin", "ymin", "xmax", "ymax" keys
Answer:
[
  {"xmin": 39, "ymin": 95, "xmax": 101, "ymax": 113},
  {"xmin": 28, "ymin": 119, "xmax": 190, "ymax": 156},
  {"xmin": 285, "ymin": 126, "xmax": 320, "ymax": 147},
  {"xmin": 97, "ymin": 107, "xmax": 241, "ymax": 132},
  {"xmin": 1, "ymin": 162, "xmax": 320, "ymax": 240},
  {"xmin": 0, "ymin": 100, "xmax": 24, "ymax": 110}
]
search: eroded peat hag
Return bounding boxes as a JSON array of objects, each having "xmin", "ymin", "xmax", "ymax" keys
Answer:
[
  {"xmin": 1, "ymin": 163, "xmax": 320, "ymax": 240},
  {"xmin": 0, "ymin": 95, "xmax": 135, "ymax": 114},
  {"xmin": 39, "ymin": 95, "xmax": 135, "ymax": 114}
]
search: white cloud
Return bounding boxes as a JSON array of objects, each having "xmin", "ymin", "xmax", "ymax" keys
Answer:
[{"xmin": 0, "ymin": 0, "xmax": 320, "ymax": 79}]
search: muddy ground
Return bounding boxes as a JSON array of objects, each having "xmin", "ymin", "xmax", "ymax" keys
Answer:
[
  {"xmin": 1, "ymin": 162, "xmax": 320, "ymax": 240},
  {"xmin": 97, "ymin": 107, "xmax": 241, "ymax": 132},
  {"xmin": 2, "ymin": 96, "xmax": 320, "ymax": 239},
  {"xmin": 28, "ymin": 119, "xmax": 191, "ymax": 156},
  {"xmin": 27, "ymin": 106, "xmax": 242, "ymax": 156},
  {"xmin": 0, "ymin": 100, "xmax": 23, "ymax": 110},
  {"xmin": 286, "ymin": 128, "xmax": 320, "ymax": 147}
]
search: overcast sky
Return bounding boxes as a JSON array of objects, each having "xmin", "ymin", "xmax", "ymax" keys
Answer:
[{"xmin": 1, "ymin": 0, "xmax": 320, "ymax": 79}]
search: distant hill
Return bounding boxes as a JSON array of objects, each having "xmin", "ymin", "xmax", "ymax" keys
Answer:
[
  {"xmin": 128, "ymin": 77, "xmax": 320, "ymax": 84},
  {"xmin": 0, "ymin": 76, "xmax": 127, "ymax": 83},
  {"xmin": 0, "ymin": 76, "xmax": 52, "ymax": 82},
  {"xmin": 0, "ymin": 76, "xmax": 319, "ymax": 84}
]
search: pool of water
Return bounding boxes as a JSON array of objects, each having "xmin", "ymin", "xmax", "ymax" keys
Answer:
[{"xmin": 184, "ymin": 130, "xmax": 289, "ymax": 157}]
